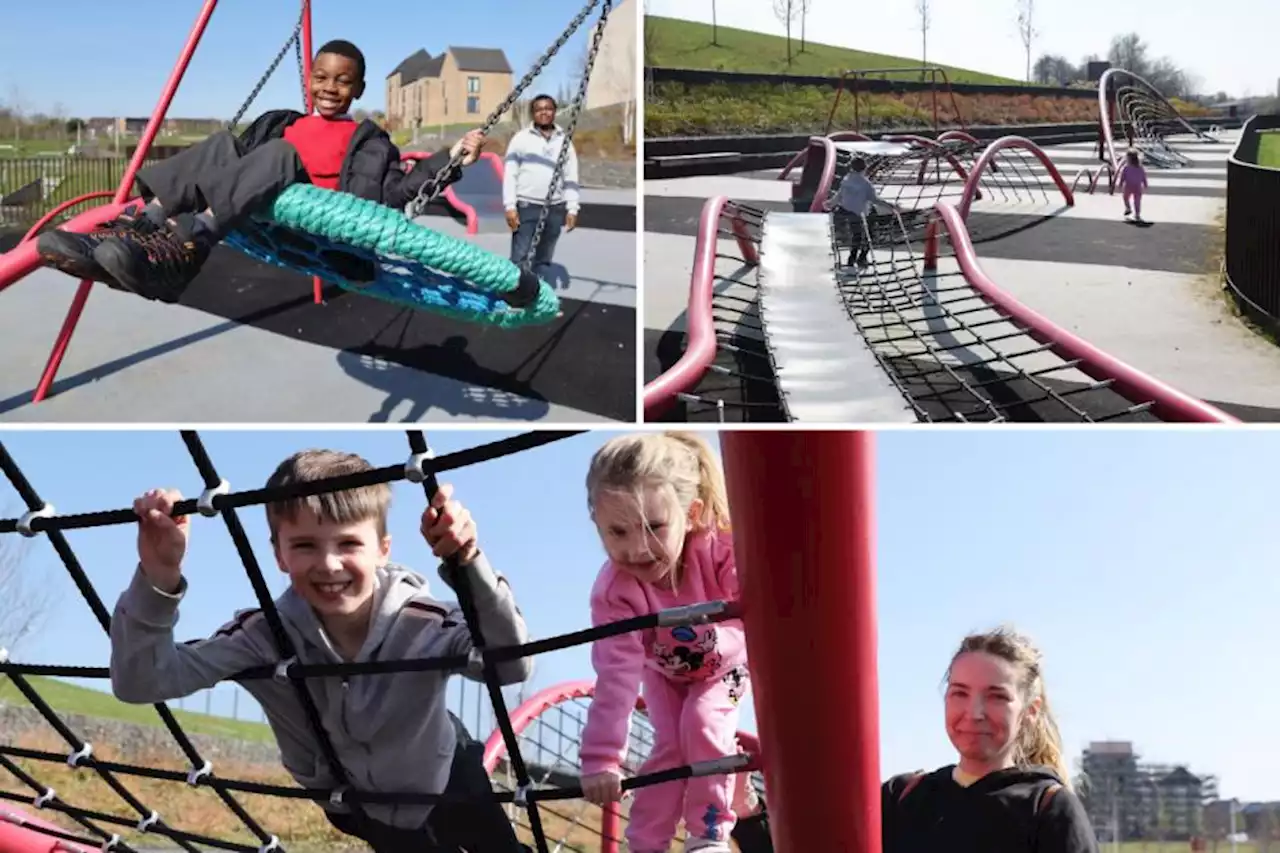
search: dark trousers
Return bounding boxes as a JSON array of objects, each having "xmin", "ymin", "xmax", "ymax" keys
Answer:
[
  {"xmin": 327, "ymin": 713, "xmax": 530, "ymax": 853},
  {"xmin": 135, "ymin": 130, "xmax": 303, "ymax": 239},
  {"xmin": 731, "ymin": 810, "xmax": 773, "ymax": 852},
  {"xmin": 833, "ymin": 210, "xmax": 871, "ymax": 267},
  {"xmin": 510, "ymin": 201, "xmax": 566, "ymax": 279}
]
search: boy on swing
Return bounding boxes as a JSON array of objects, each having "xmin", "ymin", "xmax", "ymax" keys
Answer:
[{"xmin": 37, "ymin": 40, "xmax": 485, "ymax": 303}]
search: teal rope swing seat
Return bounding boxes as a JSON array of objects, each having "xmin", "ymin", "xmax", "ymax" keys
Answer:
[{"xmin": 222, "ymin": 184, "xmax": 559, "ymax": 327}]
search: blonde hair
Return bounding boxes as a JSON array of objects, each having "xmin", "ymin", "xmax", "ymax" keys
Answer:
[
  {"xmin": 585, "ymin": 431, "xmax": 731, "ymax": 584},
  {"xmin": 264, "ymin": 449, "xmax": 392, "ymax": 541},
  {"xmin": 947, "ymin": 626, "xmax": 1070, "ymax": 787}
]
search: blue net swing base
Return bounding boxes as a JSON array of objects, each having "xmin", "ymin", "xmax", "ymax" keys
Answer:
[{"xmin": 220, "ymin": 184, "xmax": 561, "ymax": 328}]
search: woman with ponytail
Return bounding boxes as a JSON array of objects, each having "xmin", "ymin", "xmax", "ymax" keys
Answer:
[
  {"xmin": 576, "ymin": 432, "xmax": 749, "ymax": 853},
  {"xmin": 883, "ymin": 626, "xmax": 1098, "ymax": 852}
]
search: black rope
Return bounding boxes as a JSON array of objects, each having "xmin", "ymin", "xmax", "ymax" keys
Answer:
[
  {"xmin": 403, "ymin": 430, "xmax": 552, "ymax": 853},
  {"xmin": 0, "ymin": 742, "xmax": 754, "ymax": 808},
  {"xmin": 1, "ymin": 601, "xmax": 742, "ymax": 682},
  {"xmin": 0, "ymin": 441, "xmax": 268, "ymax": 852},
  {"xmin": 0, "ymin": 752, "xmax": 135, "ymax": 853},
  {"xmin": 0, "ymin": 432, "xmax": 584, "ymax": 536},
  {"xmin": 179, "ymin": 429, "xmax": 366, "ymax": 830}
]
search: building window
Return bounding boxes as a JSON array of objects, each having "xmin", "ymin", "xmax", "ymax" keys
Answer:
[
  {"xmin": 467, "ymin": 76, "xmax": 480, "ymax": 93},
  {"xmin": 467, "ymin": 96, "xmax": 480, "ymax": 114}
]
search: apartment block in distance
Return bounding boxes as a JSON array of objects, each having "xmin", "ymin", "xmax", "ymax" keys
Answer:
[
  {"xmin": 1078, "ymin": 741, "xmax": 1218, "ymax": 842},
  {"xmin": 385, "ymin": 47, "xmax": 513, "ymax": 132}
]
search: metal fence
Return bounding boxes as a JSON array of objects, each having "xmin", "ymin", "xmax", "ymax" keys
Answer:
[
  {"xmin": 0, "ymin": 156, "xmax": 161, "ymax": 234},
  {"xmin": 1224, "ymin": 113, "xmax": 1280, "ymax": 327}
]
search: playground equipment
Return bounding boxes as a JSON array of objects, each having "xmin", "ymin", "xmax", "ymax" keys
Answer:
[
  {"xmin": 0, "ymin": 430, "xmax": 876, "ymax": 853},
  {"xmin": 0, "ymin": 0, "xmax": 613, "ymax": 403},
  {"xmin": 1099, "ymin": 67, "xmax": 1219, "ymax": 170},
  {"xmin": 644, "ymin": 132, "xmax": 1237, "ymax": 423}
]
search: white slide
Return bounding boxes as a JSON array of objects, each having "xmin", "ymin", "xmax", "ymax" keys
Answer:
[{"xmin": 756, "ymin": 212, "xmax": 915, "ymax": 422}]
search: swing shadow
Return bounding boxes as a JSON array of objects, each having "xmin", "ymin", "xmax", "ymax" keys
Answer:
[
  {"xmin": 0, "ymin": 282, "xmax": 323, "ymax": 416},
  {"xmin": 334, "ymin": 295, "xmax": 601, "ymax": 422}
]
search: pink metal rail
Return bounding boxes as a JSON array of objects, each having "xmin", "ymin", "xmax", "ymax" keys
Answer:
[
  {"xmin": 955, "ymin": 135, "xmax": 1074, "ymax": 218},
  {"xmin": 402, "ymin": 150, "xmax": 504, "ymax": 235},
  {"xmin": 641, "ymin": 195, "xmax": 759, "ymax": 420},
  {"xmin": 923, "ymin": 202, "xmax": 1237, "ymax": 422}
]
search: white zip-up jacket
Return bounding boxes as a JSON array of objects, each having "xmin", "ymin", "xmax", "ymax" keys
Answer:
[{"xmin": 502, "ymin": 123, "xmax": 580, "ymax": 214}]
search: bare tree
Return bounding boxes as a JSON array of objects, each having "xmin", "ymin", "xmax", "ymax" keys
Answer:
[
  {"xmin": 7, "ymin": 84, "xmax": 25, "ymax": 145},
  {"xmin": 917, "ymin": 0, "xmax": 931, "ymax": 69},
  {"xmin": 771, "ymin": 0, "xmax": 800, "ymax": 66},
  {"xmin": 0, "ymin": 527, "xmax": 55, "ymax": 658},
  {"xmin": 797, "ymin": 0, "xmax": 813, "ymax": 52},
  {"xmin": 1015, "ymin": 0, "xmax": 1037, "ymax": 83}
]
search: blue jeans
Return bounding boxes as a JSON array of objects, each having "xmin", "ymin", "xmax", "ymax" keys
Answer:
[{"xmin": 510, "ymin": 201, "xmax": 566, "ymax": 280}]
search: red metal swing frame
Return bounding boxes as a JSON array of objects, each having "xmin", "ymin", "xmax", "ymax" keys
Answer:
[{"xmin": 0, "ymin": 0, "xmax": 501, "ymax": 405}]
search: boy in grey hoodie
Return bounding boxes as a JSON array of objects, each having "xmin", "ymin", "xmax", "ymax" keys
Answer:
[{"xmin": 109, "ymin": 448, "xmax": 533, "ymax": 853}]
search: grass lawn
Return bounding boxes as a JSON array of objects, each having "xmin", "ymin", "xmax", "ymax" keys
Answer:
[
  {"xmin": 0, "ymin": 675, "xmax": 273, "ymax": 743},
  {"xmin": 1258, "ymin": 131, "xmax": 1280, "ymax": 168},
  {"xmin": 645, "ymin": 15, "xmax": 1023, "ymax": 84}
]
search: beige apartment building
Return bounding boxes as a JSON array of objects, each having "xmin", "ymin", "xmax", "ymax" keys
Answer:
[
  {"xmin": 385, "ymin": 47, "xmax": 513, "ymax": 132},
  {"xmin": 584, "ymin": 0, "xmax": 637, "ymax": 112}
]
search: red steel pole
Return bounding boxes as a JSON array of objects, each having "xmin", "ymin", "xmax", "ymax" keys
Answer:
[
  {"xmin": 720, "ymin": 430, "xmax": 881, "ymax": 853},
  {"xmin": 32, "ymin": 0, "xmax": 221, "ymax": 403}
]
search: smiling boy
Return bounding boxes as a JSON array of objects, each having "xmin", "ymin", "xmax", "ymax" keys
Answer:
[
  {"xmin": 38, "ymin": 40, "xmax": 485, "ymax": 303},
  {"xmin": 109, "ymin": 448, "xmax": 533, "ymax": 853}
]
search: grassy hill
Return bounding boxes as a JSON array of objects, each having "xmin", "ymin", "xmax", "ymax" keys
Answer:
[
  {"xmin": 0, "ymin": 675, "xmax": 273, "ymax": 743},
  {"xmin": 644, "ymin": 15, "xmax": 1020, "ymax": 84}
]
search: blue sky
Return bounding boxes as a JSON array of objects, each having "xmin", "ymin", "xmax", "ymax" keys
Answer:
[
  {"xmin": 0, "ymin": 0, "xmax": 613, "ymax": 118},
  {"xmin": 647, "ymin": 0, "xmax": 1278, "ymax": 97},
  {"xmin": 1, "ymin": 429, "xmax": 1276, "ymax": 802}
]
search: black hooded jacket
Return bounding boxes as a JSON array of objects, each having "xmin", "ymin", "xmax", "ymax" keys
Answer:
[
  {"xmin": 883, "ymin": 765, "xmax": 1098, "ymax": 853},
  {"xmin": 236, "ymin": 109, "xmax": 457, "ymax": 210}
]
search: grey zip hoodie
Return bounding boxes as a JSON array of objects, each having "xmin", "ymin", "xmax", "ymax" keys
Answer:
[{"xmin": 109, "ymin": 553, "xmax": 532, "ymax": 829}]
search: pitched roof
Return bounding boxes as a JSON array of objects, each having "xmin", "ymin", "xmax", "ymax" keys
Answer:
[
  {"xmin": 387, "ymin": 48, "xmax": 443, "ymax": 83},
  {"xmin": 447, "ymin": 46, "xmax": 512, "ymax": 74}
]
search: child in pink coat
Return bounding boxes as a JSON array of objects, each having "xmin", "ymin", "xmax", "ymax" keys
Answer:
[
  {"xmin": 1117, "ymin": 148, "xmax": 1149, "ymax": 222},
  {"xmin": 578, "ymin": 431, "xmax": 749, "ymax": 853}
]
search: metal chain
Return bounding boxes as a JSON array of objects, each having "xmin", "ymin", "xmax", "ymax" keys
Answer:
[
  {"xmin": 227, "ymin": 4, "xmax": 307, "ymax": 130},
  {"xmin": 406, "ymin": 0, "xmax": 603, "ymax": 216},
  {"xmin": 523, "ymin": 0, "xmax": 611, "ymax": 267}
]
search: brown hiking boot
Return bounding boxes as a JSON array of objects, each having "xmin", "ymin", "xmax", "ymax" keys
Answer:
[
  {"xmin": 92, "ymin": 214, "xmax": 214, "ymax": 303},
  {"xmin": 35, "ymin": 203, "xmax": 158, "ymax": 287}
]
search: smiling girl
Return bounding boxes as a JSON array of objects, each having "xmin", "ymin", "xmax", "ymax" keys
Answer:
[
  {"xmin": 883, "ymin": 627, "xmax": 1098, "ymax": 853},
  {"xmin": 577, "ymin": 431, "xmax": 749, "ymax": 853}
]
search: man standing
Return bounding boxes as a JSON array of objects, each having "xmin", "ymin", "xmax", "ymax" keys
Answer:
[{"xmin": 503, "ymin": 94, "xmax": 579, "ymax": 281}]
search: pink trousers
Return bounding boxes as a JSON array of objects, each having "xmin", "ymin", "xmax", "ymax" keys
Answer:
[
  {"xmin": 625, "ymin": 664, "xmax": 750, "ymax": 852},
  {"xmin": 1123, "ymin": 188, "xmax": 1143, "ymax": 217}
]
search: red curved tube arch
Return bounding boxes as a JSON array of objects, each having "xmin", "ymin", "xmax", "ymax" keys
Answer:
[
  {"xmin": 956, "ymin": 135, "xmax": 1074, "ymax": 220},
  {"xmin": 642, "ymin": 195, "xmax": 760, "ymax": 419},
  {"xmin": 923, "ymin": 202, "xmax": 1237, "ymax": 422},
  {"xmin": 880, "ymin": 134, "xmax": 974, "ymax": 188},
  {"xmin": 777, "ymin": 131, "xmax": 871, "ymax": 181},
  {"xmin": 1097, "ymin": 67, "xmax": 1209, "ymax": 171},
  {"xmin": 936, "ymin": 130, "xmax": 980, "ymax": 146},
  {"xmin": 0, "ymin": 806, "xmax": 91, "ymax": 853},
  {"xmin": 401, "ymin": 150, "xmax": 505, "ymax": 236},
  {"xmin": 484, "ymin": 679, "xmax": 763, "ymax": 853}
]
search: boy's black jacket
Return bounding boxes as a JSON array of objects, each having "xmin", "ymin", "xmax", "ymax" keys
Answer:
[{"xmin": 238, "ymin": 109, "xmax": 456, "ymax": 209}]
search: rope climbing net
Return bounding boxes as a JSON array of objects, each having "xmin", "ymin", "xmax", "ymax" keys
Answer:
[
  {"xmin": 0, "ymin": 432, "xmax": 759, "ymax": 853},
  {"xmin": 1100, "ymin": 68, "xmax": 1218, "ymax": 170}
]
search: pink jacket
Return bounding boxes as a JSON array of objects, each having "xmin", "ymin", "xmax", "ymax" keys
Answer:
[
  {"xmin": 1117, "ymin": 163, "xmax": 1148, "ymax": 191},
  {"xmin": 579, "ymin": 528, "xmax": 746, "ymax": 776}
]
